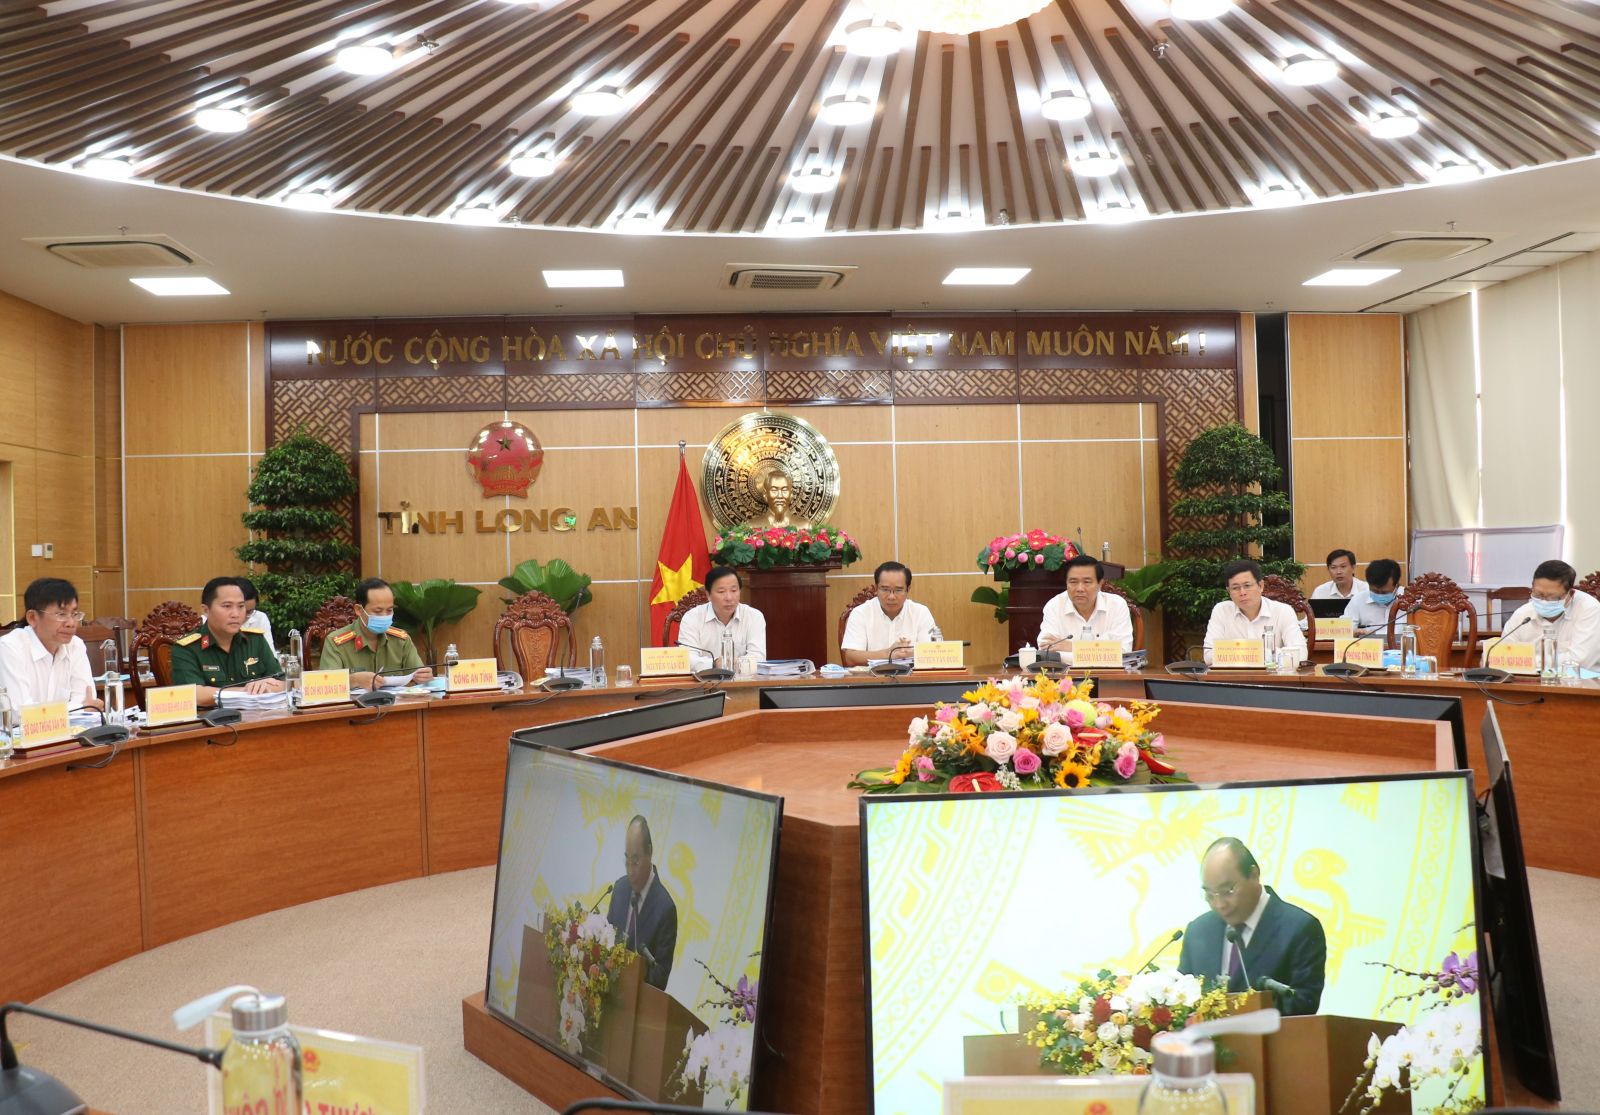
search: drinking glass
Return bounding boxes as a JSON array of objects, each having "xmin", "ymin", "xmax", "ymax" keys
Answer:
[{"xmin": 615, "ymin": 665, "xmax": 635, "ymax": 688}]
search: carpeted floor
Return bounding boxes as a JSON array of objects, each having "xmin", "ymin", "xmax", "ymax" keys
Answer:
[{"xmin": 12, "ymin": 865, "xmax": 1599, "ymax": 1114}]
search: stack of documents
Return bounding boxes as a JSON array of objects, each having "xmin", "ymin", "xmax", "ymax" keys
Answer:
[
  {"xmin": 220, "ymin": 689, "xmax": 290, "ymax": 712},
  {"xmin": 757, "ymin": 659, "xmax": 813, "ymax": 677}
]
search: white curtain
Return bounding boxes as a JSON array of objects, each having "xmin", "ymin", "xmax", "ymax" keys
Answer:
[
  {"xmin": 1406, "ymin": 298, "xmax": 1477, "ymax": 530},
  {"xmin": 1478, "ymin": 271, "xmax": 1562, "ymax": 528},
  {"xmin": 1559, "ymin": 252, "xmax": 1600, "ymax": 571}
]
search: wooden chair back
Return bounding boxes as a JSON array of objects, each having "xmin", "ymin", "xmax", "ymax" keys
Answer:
[
  {"xmin": 1389, "ymin": 572, "xmax": 1477, "ymax": 668},
  {"xmin": 1484, "ymin": 586, "xmax": 1530, "ymax": 634},
  {"xmin": 660, "ymin": 588, "xmax": 708, "ymax": 647},
  {"xmin": 305, "ymin": 595, "xmax": 359, "ymax": 668},
  {"xmin": 1100, "ymin": 581, "xmax": 1145, "ymax": 651},
  {"xmin": 838, "ymin": 584, "xmax": 877, "ymax": 658},
  {"xmin": 90, "ymin": 616, "xmax": 138, "ymax": 671},
  {"xmin": 1578, "ymin": 570, "xmax": 1600, "ymax": 603},
  {"xmin": 78, "ymin": 623, "xmax": 118, "ymax": 675},
  {"xmin": 494, "ymin": 591, "xmax": 575, "ymax": 677},
  {"xmin": 131, "ymin": 600, "xmax": 202, "ymax": 706},
  {"xmin": 1261, "ymin": 573, "xmax": 1316, "ymax": 645}
]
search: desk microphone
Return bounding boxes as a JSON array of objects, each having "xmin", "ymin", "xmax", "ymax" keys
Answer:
[
  {"xmin": 1165, "ymin": 643, "xmax": 1210, "ymax": 677},
  {"xmin": 1224, "ymin": 925, "xmax": 1256, "ymax": 992},
  {"xmin": 540, "ymin": 664, "xmax": 586, "ymax": 692},
  {"xmin": 361, "ymin": 660, "xmax": 450, "ymax": 706},
  {"xmin": 201, "ymin": 673, "xmax": 285, "ymax": 727},
  {"xmin": 75, "ymin": 671, "xmax": 132, "ymax": 749},
  {"xmin": 1136, "ymin": 929, "xmax": 1183, "ymax": 974},
  {"xmin": 676, "ymin": 641, "xmax": 734, "ymax": 684},
  {"xmin": 1464, "ymin": 615, "xmax": 1534, "ymax": 685},
  {"xmin": 869, "ymin": 644, "xmax": 915, "ymax": 678},
  {"xmin": 590, "ymin": 882, "xmax": 614, "ymax": 914}
]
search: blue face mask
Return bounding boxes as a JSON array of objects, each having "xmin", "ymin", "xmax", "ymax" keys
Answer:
[
  {"xmin": 1532, "ymin": 597, "xmax": 1567, "ymax": 620},
  {"xmin": 1369, "ymin": 591, "xmax": 1396, "ymax": 606},
  {"xmin": 365, "ymin": 613, "xmax": 394, "ymax": 634}
]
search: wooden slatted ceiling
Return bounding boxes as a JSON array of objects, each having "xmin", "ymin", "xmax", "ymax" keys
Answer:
[{"xmin": 1, "ymin": 0, "xmax": 1597, "ymax": 234}]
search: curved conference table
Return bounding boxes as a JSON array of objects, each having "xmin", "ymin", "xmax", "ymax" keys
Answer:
[{"xmin": 3, "ymin": 664, "xmax": 1595, "ymax": 1009}]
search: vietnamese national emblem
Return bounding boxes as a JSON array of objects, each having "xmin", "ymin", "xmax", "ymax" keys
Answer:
[{"xmin": 467, "ymin": 421, "xmax": 544, "ymax": 497}]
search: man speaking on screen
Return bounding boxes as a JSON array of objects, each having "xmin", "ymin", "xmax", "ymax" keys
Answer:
[
  {"xmin": 605, "ymin": 815, "xmax": 678, "ymax": 990},
  {"xmin": 1176, "ymin": 837, "xmax": 1327, "ymax": 1016}
]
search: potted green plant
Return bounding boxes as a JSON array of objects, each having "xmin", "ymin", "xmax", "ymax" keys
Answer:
[
  {"xmin": 392, "ymin": 578, "xmax": 482, "ymax": 663},
  {"xmin": 235, "ymin": 429, "xmax": 359, "ymax": 643},
  {"xmin": 497, "ymin": 558, "xmax": 594, "ymax": 614}
]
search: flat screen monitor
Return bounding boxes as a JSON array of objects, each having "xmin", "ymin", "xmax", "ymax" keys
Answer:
[
  {"xmin": 1143, "ymin": 677, "xmax": 1468, "ymax": 770},
  {"xmin": 1479, "ymin": 705, "xmax": 1560, "ymax": 1100},
  {"xmin": 861, "ymin": 772, "xmax": 1488, "ymax": 1115},
  {"xmin": 511, "ymin": 690, "xmax": 725, "ymax": 751},
  {"xmin": 758, "ymin": 680, "xmax": 990, "ymax": 710},
  {"xmin": 485, "ymin": 735, "xmax": 782, "ymax": 1109}
]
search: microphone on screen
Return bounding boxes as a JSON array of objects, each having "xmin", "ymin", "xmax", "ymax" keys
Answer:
[
  {"xmin": 590, "ymin": 882, "xmax": 614, "ymax": 914},
  {"xmin": 1225, "ymin": 925, "xmax": 1257, "ymax": 991},
  {"xmin": 1136, "ymin": 929, "xmax": 1183, "ymax": 974}
]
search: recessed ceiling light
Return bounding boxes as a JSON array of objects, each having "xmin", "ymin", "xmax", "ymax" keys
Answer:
[
  {"xmin": 80, "ymin": 155, "xmax": 136, "ymax": 179},
  {"xmin": 1281, "ymin": 53, "xmax": 1337, "ymax": 85},
  {"xmin": 1169, "ymin": 0, "xmax": 1234, "ymax": 18},
  {"xmin": 194, "ymin": 106, "xmax": 248, "ymax": 133},
  {"xmin": 843, "ymin": 19, "xmax": 903, "ymax": 57},
  {"xmin": 819, "ymin": 94, "xmax": 875, "ymax": 126},
  {"xmin": 615, "ymin": 212, "xmax": 661, "ymax": 234},
  {"xmin": 1430, "ymin": 160, "xmax": 1483, "ymax": 184},
  {"xmin": 1070, "ymin": 150, "xmax": 1122, "ymax": 178},
  {"xmin": 931, "ymin": 209, "xmax": 984, "ymax": 232},
  {"xmin": 1040, "ymin": 91, "xmax": 1092, "ymax": 121},
  {"xmin": 1093, "ymin": 200, "xmax": 1144, "ymax": 224},
  {"xmin": 789, "ymin": 168, "xmax": 838, "ymax": 195},
  {"xmin": 1302, "ymin": 267, "xmax": 1400, "ymax": 287},
  {"xmin": 1367, "ymin": 112, "xmax": 1420, "ymax": 139},
  {"xmin": 1252, "ymin": 183, "xmax": 1304, "ymax": 208},
  {"xmin": 770, "ymin": 214, "xmax": 821, "ymax": 238},
  {"xmin": 543, "ymin": 269, "xmax": 624, "ymax": 288},
  {"xmin": 284, "ymin": 188, "xmax": 335, "ymax": 211},
  {"xmin": 508, "ymin": 152, "xmax": 557, "ymax": 178},
  {"xmin": 336, "ymin": 44, "xmax": 397, "ymax": 76},
  {"xmin": 130, "ymin": 276, "xmax": 230, "ymax": 296},
  {"xmin": 451, "ymin": 203, "xmax": 500, "ymax": 225},
  {"xmin": 944, "ymin": 267, "xmax": 1031, "ymax": 285},
  {"xmin": 571, "ymin": 86, "xmax": 626, "ymax": 116}
]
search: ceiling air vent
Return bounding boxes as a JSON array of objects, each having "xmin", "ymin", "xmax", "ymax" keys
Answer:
[
  {"xmin": 1345, "ymin": 234, "xmax": 1491, "ymax": 264},
  {"xmin": 725, "ymin": 264, "xmax": 856, "ymax": 291},
  {"xmin": 25, "ymin": 233, "xmax": 204, "ymax": 269}
]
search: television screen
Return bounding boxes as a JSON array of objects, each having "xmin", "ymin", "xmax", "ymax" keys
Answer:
[
  {"xmin": 861, "ymin": 772, "xmax": 1487, "ymax": 1115},
  {"xmin": 1480, "ymin": 706, "xmax": 1560, "ymax": 1099},
  {"xmin": 1143, "ymin": 678, "xmax": 1468, "ymax": 769},
  {"xmin": 485, "ymin": 738, "xmax": 782, "ymax": 1109}
]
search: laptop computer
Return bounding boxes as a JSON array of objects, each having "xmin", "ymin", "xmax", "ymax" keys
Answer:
[{"xmin": 1310, "ymin": 597, "xmax": 1353, "ymax": 619}]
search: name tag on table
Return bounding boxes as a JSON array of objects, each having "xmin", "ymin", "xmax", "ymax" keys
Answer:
[
  {"xmin": 1212, "ymin": 639, "xmax": 1266, "ymax": 668},
  {"xmin": 1332, "ymin": 637, "xmax": 1385, "ymax": 668},
  {"xmin": 1319, "ymin": 618, "xmax": 1354, "ymax": 641},
  {"xmin": 447, "ymin": 657, "xmax": 499, "ymax": 693},
  {"xmin": 19, "ymin": 701, "xmax": 71, "ymax": 748},
  {"xmin": 146, "ymin": 684, "xmax": 199, "ymax": 727},
  {"xmin": 640, "ymin": 646, "xmax": 693, "ymax": 677},
  {"xmin": 913, "ymin": 640, "xmax": 964, "ymax": 670},
  {"xmin": 1486, "ymin": 641, "xmax": 1540, "ymax": 675},
  {"xmin": 300, "ymin": 668, "xmax": 351, "ymax": 707},
  {"xmin": 1071, "ymin": 639, "xmax": 1124, "ymax": 669}
]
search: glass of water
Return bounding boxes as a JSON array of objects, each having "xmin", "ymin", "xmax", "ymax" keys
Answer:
[{"xmin": 615, "ymin": 665, "xmax": 635, "ymax": 688}]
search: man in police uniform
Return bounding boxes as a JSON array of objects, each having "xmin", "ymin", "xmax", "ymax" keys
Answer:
[
  {"xmin": 169, "ymin": 577, "xmax": 285, "ymax": 706},
  {"xmin": 317, "ymin": 578, "xmax": 432, "ymax": 689}
]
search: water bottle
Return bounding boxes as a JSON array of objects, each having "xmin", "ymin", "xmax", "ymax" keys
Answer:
[
  {"xmin": 0, "ymin": 686, "xmax": 13, "ymax": 761},
  {"xmin": 287, "ymin": 628, "xmax": 303, "ymax": 669},
  {"xmin": 589, "ymin": 635, "xmax": 606, "ymax": 688},
  {"xmin": 443, "ymin": 643, "xmax": 460, "ymax": 688},
  {"xmin": 1080, "ymin": 623, "xmax": 1095, "ymax": 642},
  {"xmin": 1400, "ymin": 623, "xmax": 1419, "ymax": 676},
  {"xmin": 175, "ymin": 986, "xmax": 301, "ymax": 1115},
  {"xmin": 1139, "ymin": 1033, "xmax": 1228, "ymax": 1115},
  {"xmin": 1261, "ymin": 623, "xmax": 1275, "ymax": 668},
  {"xmin": 718, "ymin": 630, "xmax": 736, "ymax": 672},
  {"xmin": 281, "ymin": 652, "xmax": 302, "ymax": 708},
  {"xmin": 100, "ymin": 638, "xmax": 124, "ymax": 720},
  {"xmin": 1539, "ymin": 634, "xmax": 1560, "ymax": 684}
]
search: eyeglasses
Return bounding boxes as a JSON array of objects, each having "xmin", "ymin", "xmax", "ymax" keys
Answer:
[
  {"xmin": 1201, "ymin": 882, "xmax": 1239, "ymax": 902},
  {"xmin": 624, "ymin": 852, "xmax": 648, "ymax": 866},
  {"xmin": 37, "ymin": 609, "xmax": 86, "ymax": 624},
  {"xmin": 876, "ymin": 585, "xmax": 908, "ymax": 596},
  {"xmin": 1226, "ymin": 582, "xmax": 1259, "ymax": 595}
]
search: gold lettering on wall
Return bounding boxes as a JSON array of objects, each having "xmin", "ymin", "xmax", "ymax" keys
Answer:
[{"xmin": 380, "ymin": 506, "xmax": 637, "ymax": 535}]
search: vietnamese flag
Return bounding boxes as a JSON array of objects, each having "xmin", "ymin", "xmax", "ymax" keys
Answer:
[{"xmin": 648, "ymin": 453, "xmax": 711, "ymax": 642}]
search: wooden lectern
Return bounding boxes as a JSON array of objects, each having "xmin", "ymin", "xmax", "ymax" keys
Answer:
[
  {"xmin": 512, "ymin": 923, "xmax": 707, "ymax": 1101},
  {"xmin": 747, "ymin": 561, "xmax": 839, "ymax": 664}
]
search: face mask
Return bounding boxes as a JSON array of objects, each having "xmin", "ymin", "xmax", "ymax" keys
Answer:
[
  {"xmin": 365, "ymin": 613, "xmax": 394, "ymax": 634},
  {"xmin": 1369, "ymin": 591, "xmax": 1396, "ymax": 606},
  {"xmin": 1532, "ymin": 597, "xmax": 1567, "ymax": 620}
]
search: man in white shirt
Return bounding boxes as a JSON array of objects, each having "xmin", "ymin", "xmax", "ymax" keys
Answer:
[
  {"xmin": 1310, "ymin": 548, "xmax": 1368, "ymax": 602},
  {"xmin": 237, "ymin": 576, "xmax": 276, "ymax": 650},
  {"xmin": 1492, "ymin": 559, "xmax": 1600, "ymax": 672},
  {"xmin": 1038, "ymin": 555, "xmax": 1134, "ymax": 664},
  {"xmin": 675, "ymin": 566, "xmax": 767, "ymax": 667},
  {"xmin": 841, "ymin": 562, "xmax": 942, "ymax": 666},
  {"xmin": 1202, "ymin": 560, "xmax": 1308, "ymax": 666},
  {"xmin": 1342, "ymin": 558, "xmax": 1402, "ymax": 636},
  {"xmin": 0, "ymin": 577, "xmax": 102, "ymax": 710}
]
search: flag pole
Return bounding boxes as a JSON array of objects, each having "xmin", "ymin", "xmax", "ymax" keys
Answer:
[{"xmin": 678, "ymin": 438, "xmax": 686, "ymax": 457}]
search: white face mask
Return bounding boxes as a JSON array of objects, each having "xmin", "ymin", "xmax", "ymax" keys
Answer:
[{"xmin": 1532, "ymin": 596, "xmax": 1567, "ymax": 620}]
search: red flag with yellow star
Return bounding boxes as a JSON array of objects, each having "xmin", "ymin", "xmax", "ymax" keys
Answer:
[{"xmin": 648, "ymin": 453, "xmax": 710, "ymax": 642}]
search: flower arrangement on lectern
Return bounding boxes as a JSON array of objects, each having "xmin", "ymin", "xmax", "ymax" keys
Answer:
[
  {"xmin": 710, "ymin": 524, "xmax": 862, "ymax": 569},
  {"xmin": 970, "ymin": 530, "xmax": 1081, "ymax": 621},
  {"xmin": 1021, "ymin": 968, "xmax": 1240, "ymax": 1076},
  {"xmin": 543, "ymin": 899, "xmax": 633, "ymax": 1056},
  {"xmin": 670, "ymin": 959, "xmax": 760, "ymax": 1109},
  {"xmin": 848, "ymin": 674, "xmax": 1186, "ymax": 794}
]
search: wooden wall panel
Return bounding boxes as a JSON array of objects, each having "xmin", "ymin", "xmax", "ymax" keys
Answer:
[
  {"xmin": 509, "ymin": 407, "xmax": 639, "ymax": 447},
  {"xmin": 896, "ymin": 442, "xmax": 1019, "ymax": 572},
  {"xmin": 1288, "ymin": 314, "xmax": 1407, "ymax": 591},
  {"xmin": 505, "ymin": 447, "xmax": 640, "ymax": 582},
  {"xmin": 1021, "ymin": 402, "xmax": 1142, "ymax": 439},
  {"xmin": 122, "ymin": 324, "xmax": 250, "ymax": 455},
  {"xmin": 1020, "ymin": 440, "xmax": 1147, "ymax": 564},
  {"xmin": 378, "ymin": 409, "xmax": 504, "ymax": 452},
  {"xmin": 894, "ymin": 403, "xmax": 1015, "ymax": 441},
  {"xmin": 124, "ymin": 455, "xmax": 251, "ymax": 588}
]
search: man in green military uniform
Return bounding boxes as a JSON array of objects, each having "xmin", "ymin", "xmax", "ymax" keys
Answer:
[
  {"xmin": 170, "ymin": 576, "xmax": 286, "ymax": 706},
  {"xmin": 318, "ymin": 578, "xmax": 433, "ymax": 690}
]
